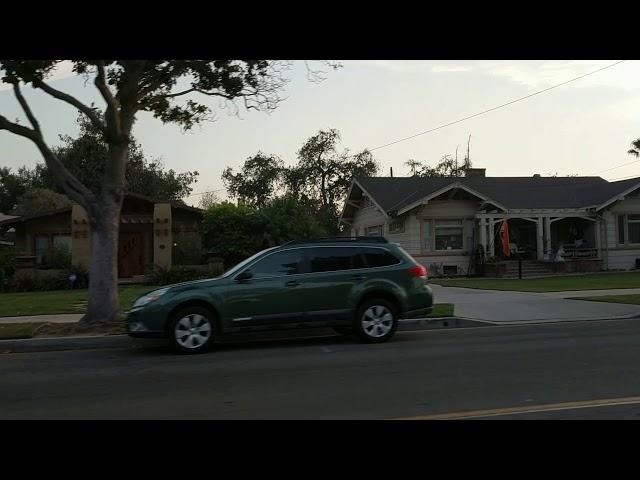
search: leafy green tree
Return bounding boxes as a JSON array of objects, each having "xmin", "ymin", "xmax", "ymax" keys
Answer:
[
  {"xmin": 12, "ymin": 188, "xmax": 72, "ymax": 216},
  {"xmin": 222, "ymin": 152, "xmax": 284, "ymax": 207},
  {"xmin": 202, "ymin": 202, "xmax": 268, "ymax": 268},
  {"xmin": 628, "ymin": 138, "xmax": 640, "ymax": 158},
  {"xmin": 260, "ymin": 194, "xmax": 330, "ymax": 246},
  {"xmin": 286, "ymin": 129, "xmax": 379, "ymax": 231},
  {"xmin": 0, "ymin": 60, "xmax": 294, "ymax": 325}
]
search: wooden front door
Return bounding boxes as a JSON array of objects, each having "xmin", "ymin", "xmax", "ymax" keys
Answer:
[{"xmin": 118, "ymin": 232, "xmax": 145, "ymax": 278}]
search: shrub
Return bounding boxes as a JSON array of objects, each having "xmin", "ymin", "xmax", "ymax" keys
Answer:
[
  {"xmin": 0, "ymin": 246, "xmax": 16, "ymax": 283},
  {"xmin": 41, "ymin": 244, "xmax": 72, "ymax": 269},
  {"xmin": 173, "ymin": 233, "xmax": 204, "ymax": 265},
  {"xmin": 145, "ymin": 264, "xmax": 224, "ymax": 286},
  {"xmin": 0, "ymin": 265, "xmax": 89, "ymax": 292}
]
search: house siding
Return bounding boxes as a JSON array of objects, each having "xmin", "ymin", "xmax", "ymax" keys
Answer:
[
  {"xmin": 350, "ymin": 204, "xmax": 386, "ymax": 236},
  {"xmin": 603, "ymin": 199, "xmax": 640, "ymax": 269}
]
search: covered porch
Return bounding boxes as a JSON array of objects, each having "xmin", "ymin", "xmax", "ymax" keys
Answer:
[{"xmin": 477, "ymin": 210, "xmax": 603, "ymax": 264}]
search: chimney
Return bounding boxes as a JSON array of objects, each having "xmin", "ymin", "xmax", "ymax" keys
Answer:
[
  {"xmin": 390, "ymin": 167, "xmax": 394, "ymax": 178},
  {"xmin": 465, "ymin": 168, "xmax": 486, "ymax": 178},
  {"xmin": 533, "ymin": 174, "xmax": 541, "ymax": 178}
]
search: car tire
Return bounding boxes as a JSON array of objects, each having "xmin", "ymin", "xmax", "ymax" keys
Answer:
[
  {"xmin": 333, "ymin": 326, "xmax": 354, "ymax": 336},
  {"xmin": 168, "ymin": 306, "xmax": 217, "ymax": 354},
  {"xmin": 354, "ymin": 298, "xmax": 398, "ymax": 344}
]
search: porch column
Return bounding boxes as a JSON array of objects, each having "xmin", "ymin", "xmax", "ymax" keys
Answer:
[
  {"xmin": 544, "ymin": 216, "xmax": 551, "ymax": 256},
  {"xmin": 153, "ymin": 203, "xmax": 172, "ymax": 270},
  {"xmin": 536, "ymin": 217, "xmax": 544, "ymax": 260},
  {"xmin": 479, "ymin": 218, "xmax": 487, "ymax": 259}
]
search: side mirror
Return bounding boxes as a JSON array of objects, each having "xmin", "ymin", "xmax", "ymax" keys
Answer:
[{"xmin": 235, "ymin": 269, "xmax": 253, "ymax": 282}]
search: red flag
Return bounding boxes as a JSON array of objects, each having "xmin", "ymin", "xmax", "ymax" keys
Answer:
[{"xmin": 499, "ymin": 219, "xmax": 510, "ymax": 257}]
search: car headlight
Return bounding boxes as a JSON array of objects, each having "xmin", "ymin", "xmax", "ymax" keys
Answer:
[{"xmin": 132, "ymin": 288, "xmax": 170, "ymax": 308}]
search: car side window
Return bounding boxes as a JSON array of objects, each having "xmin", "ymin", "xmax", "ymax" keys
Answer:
[
  {"xmin": 250, "ymin": 250, "xmax": 303, "ymax": 278},
  {"xmin": 309, "ymin": 247, "xmax": 366, "ymax": 273},
  {"xmin": 362, "ymin": 247, "xmax": 401, "ymax": 267}
]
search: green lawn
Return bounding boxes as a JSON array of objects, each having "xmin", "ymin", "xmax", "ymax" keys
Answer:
[
  {"xmin": 428, "ymin": 303, "xmax": 454, "ymax": 318},
  {"xmin": 0, "ymin": 322, "xmax": 44, "ymax": 340},
  {"xmin": 0, "ymin": 286, "xmax": 159, "ymax": 317},
  {"xmin": 430, "ymin": 272, "xmax": 640, "ymax": 293},
  {"xmin": 570, "ymin": 294, "xmax": 640, "ymax": 306}
]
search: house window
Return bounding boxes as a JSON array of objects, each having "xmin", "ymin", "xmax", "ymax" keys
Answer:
[
  {"xmin": 53, "ymin": 235, "xmax": 72, "ymax": 253},
  {"xmin": 389, "ymin": 219, "xmax": 405, "ymax": 234},
  {"xmin": 434, "ymin": 219, "xmax": 464, "ymax": 251},
  {"xmin": 366, "ymin": 225, "xmax": 383, "ymax": 236},
  {"xmin": 628, "ymin": 214, "xmax": 640, "ymax": 244},
  {"xmin": 35, "ymin": 235, "xmax": 50, "ymax": 264},
  {"xmin": 618, "ymin": 215, "xmax": 625, "ymax": 244}
]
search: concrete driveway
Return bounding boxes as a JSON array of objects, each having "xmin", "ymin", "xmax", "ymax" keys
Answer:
[{"xmin": 430, "ymin": 284, "xmax": 640, "ymax": 324}]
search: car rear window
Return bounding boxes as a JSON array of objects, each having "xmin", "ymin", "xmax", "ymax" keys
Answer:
[
  {"xmin": 308, "ymin": 247, "xmax": 366, "ymax": 273},
  {"xmin": 361, "ymin": 247, "xmax": 401, "ymax": 268}
]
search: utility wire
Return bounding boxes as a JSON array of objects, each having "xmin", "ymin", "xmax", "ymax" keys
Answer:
[
  {"xmin": 592, "ymin": 158, "xmax": 640, "ymax": 175},
  {"xmin": 368, "ymin": 60, "xmax": 626, "ymax": 153}
]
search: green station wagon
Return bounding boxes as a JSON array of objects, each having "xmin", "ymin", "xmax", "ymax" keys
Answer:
[{"xmin": 127, "ymin": 237, "xmax": 433, "ymax": 353}]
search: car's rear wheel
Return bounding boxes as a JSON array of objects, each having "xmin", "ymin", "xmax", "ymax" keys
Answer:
[
  {"xmin": 169, "ymin": 307, "xmax": 216, "ymax": 354},
  {"xmin": 354, "ymin": 298, "xmax": 398, "ymax": 343}
]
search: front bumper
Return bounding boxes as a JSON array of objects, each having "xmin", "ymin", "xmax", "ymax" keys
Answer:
[{"xmin": 126, "ymin": 308, "xmax": 166, "ymax": 338}]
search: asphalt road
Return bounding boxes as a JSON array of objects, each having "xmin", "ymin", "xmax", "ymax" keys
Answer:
[{"xmin": 3, "ymin": 319, "xmax": 640, "ymax": 419}]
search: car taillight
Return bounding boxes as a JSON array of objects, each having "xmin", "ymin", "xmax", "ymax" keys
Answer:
[{"xmin": 409, "ymin": 264, "xmax": 427, "ymax": 278}]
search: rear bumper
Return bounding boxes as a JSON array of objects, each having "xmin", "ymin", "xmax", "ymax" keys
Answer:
[{"xmin": 402, "ymin": 307, "xmax": 433, "ymax": 319}]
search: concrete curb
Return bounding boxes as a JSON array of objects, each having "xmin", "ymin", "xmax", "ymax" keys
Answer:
[
  {"xmin": 0, "ymin": 317, "xmax": 480, "ymax": 354},
  {"xmin": 5, "ymin": 313, "xmax": 638, "ymax": 354},
  {"xmin": 0, "ymin": 335, "xmax": 133, "ymax": 354},
  {"xmin": 454, "ymin": 312, "xmax": 640, "ymax": 327}
]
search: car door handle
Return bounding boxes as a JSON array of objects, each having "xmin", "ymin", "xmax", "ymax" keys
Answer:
[
  {"xmin": 351, "ymin": 275, "xmax": 366, "ymax": 282},
  {"xmin": 285, "ymin": 280, "xmax": 301, "ymax": 287}
]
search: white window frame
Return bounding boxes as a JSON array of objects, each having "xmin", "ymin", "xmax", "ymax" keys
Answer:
[
  {"xmin": 627, "ymin": 214, "xmax": 640, "ymax": 245},
  {"xmin": 365, "ymin": 225, "xmax": 383, "ymax": 236},
  {"xmin": 388, "ymin": 219, "xmax": 405, "ymax": 234}
]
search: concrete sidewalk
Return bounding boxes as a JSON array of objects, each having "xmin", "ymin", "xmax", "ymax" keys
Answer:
[
  {"xmin": 540, "ymin": 288, "xmax": 640, "ymax": 298},
  {"xmin": 430, "ymin": 284, "xmax": 640, "ymax": 323}
]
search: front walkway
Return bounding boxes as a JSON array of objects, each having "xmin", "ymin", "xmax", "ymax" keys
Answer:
[{"xmin": 430, "ymin": 284, "xmax": 640, "ymax": 323}]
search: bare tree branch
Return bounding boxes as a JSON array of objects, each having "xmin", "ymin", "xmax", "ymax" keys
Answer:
[
  {"xmin": 0, "ymin": 113, "xmax": 37, "ymax": 141},
  {"xmin": 0, "ymin": 113, "xmax": 95, "ymax": 210},
  {"xmin": 95, "ymin": 61, "xmax": 121, "ymax": 138},
  {"xmin": 12, "ymin": 82, "xmax": 40, "ymax": 133},
  {"xmin": 31, "ymin": 78, "xmax": 107, "ymax": 134}
]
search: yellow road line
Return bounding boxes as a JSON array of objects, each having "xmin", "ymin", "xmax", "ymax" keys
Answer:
[{"xmin": 391, "ymin": 395, "xmax": 640, "ymax": 420}]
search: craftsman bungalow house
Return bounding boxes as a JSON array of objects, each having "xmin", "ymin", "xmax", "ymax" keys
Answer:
[
  {"xmin": 339, "ymin": 169, "xmax": 640, "ymax": 277},
  {"xmin": 0, "ymin": 193, "xmax": 203, "ymax": 279}
]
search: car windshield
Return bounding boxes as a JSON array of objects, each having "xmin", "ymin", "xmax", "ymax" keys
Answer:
[{"xmin": 221, "ymin": 247, "xmax": 278, "ymax": 278}]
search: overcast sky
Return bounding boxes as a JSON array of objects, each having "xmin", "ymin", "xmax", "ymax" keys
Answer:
[{"xmin": 2, "ymin": 60, "xmax": 640, "ymax": 207}]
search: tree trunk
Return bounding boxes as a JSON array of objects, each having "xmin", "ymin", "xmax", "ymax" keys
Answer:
[
  {"xmin": 82, "ymin": 142, "xmax": 128, "ymax": 325},
  {"xmin": 84, "ymin": 199, "xmax": 121, "ymax": 324}
]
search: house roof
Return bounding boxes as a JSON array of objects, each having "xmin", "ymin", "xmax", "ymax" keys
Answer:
[
  {"xmin": 350, "ymin": 175, "xmax": 640, "ymax": 214},
  {"xmin": 0, "ymin": 193, "xmax": 203, "ymax": 227}
]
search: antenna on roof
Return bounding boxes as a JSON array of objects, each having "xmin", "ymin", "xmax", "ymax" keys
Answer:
[{"xmin": 390, "ymin": 167, "xmax": 393, "ymax": 177}]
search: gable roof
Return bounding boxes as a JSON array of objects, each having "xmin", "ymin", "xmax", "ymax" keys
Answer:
[
  {"xmin": 351, "ymin": 175, "xmax": 640, "ymax": 214},
  {"xmin": 0, "ymin": 193, "xmax": 203, "ymax": 227}
]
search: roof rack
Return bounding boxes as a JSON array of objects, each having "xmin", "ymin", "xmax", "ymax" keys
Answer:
[{"xmin": 282, "ymin": 236, "xmax": 389, "ymax": 246}]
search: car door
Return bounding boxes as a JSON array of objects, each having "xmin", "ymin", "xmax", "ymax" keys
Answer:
[
  {"xmin": 297, "ymin": 246, "xmax": 367, "ymax": 323},
  {"xmin": 224, "ymin": 248, "xmax": 307, "ymax": 328}
]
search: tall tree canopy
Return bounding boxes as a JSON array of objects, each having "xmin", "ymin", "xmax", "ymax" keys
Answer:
[
  {"xmin": 0, "ymin": 60, "xmax": 300, "ymax": 324},
  {"xmin": 222, "ymin": 128, "xmax": 379, "ymax": 233}
]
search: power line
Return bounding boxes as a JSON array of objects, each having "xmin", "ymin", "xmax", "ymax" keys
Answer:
[
  {"xmin": 592, "ymin": 158, "xmax": 640, "ymax": 175},
  {"xmin": 368, "ymin": 60, "xmax": 627, "ymax": 153},
  {"xmin": 607, "ymin": 173, "xmax": 640, "ymax": 181},
  {"xmin": 185, "ymin": 188, "xmax": 226, "ymax": 198}
]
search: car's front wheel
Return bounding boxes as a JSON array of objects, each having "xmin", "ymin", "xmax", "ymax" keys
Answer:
[
  {"xmin": 169, "ymin": 307, "xmax": 216, "ymax": 354},
  {"xmin": 354, "ymin": 298, "xmax": 398, "ymax": 343}
]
